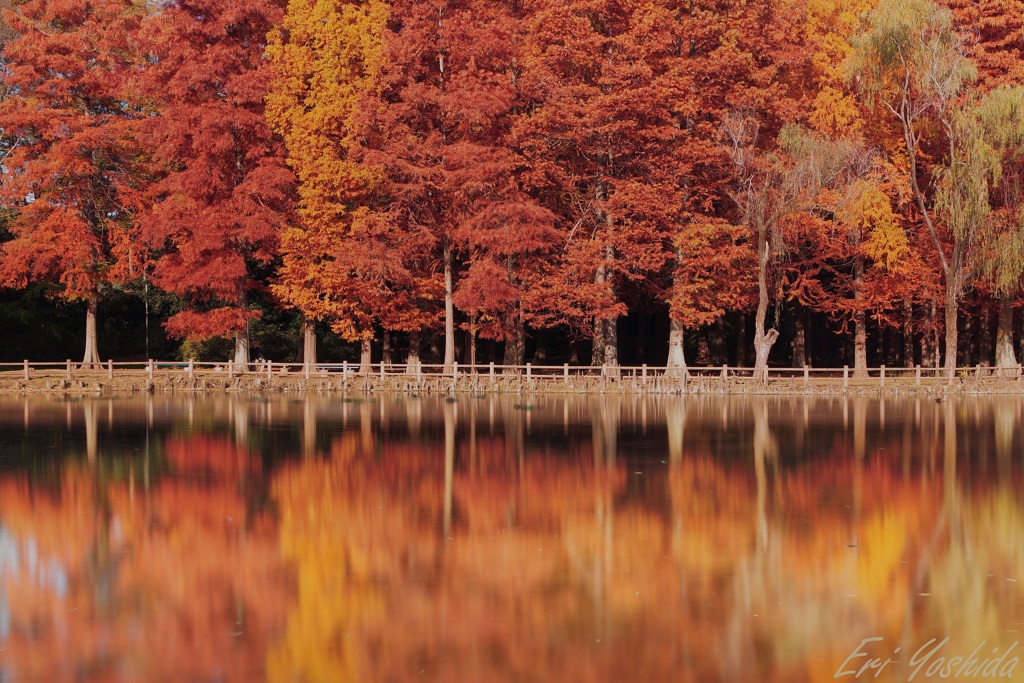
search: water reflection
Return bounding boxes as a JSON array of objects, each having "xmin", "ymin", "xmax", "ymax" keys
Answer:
[{"xmin": 0, "ymin": 395, "xmax": 1021, "ymax": 682}]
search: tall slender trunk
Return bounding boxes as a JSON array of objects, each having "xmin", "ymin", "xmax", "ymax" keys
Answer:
[
  {"xmin": 233, "ymin": 326, "xmax": 249, "ymax": 366},
  {"xmin": 592, "ymin": 262, "xmax": 606, "ymax": 367},
  {"xmin": 903, "ymin": 299, "xmax": 914, "ymax": 368},
  {"xmin": 996, "ymin": 298, "xmax": 1017, "ymax": 370},
  {"xmin": 791, "ymin": 307, "xmax": 806, "ymax": 368},
  {"xmin": 301, "ymin": 315, "xmax": 317, "ymax": 366},
  {"xmin": 666, "ymin": 317, "xmax": 687, "ymax": 376},
  {"xmin": 943, "ymin": 278, "xmax": 960, "ymax": 378},
  {"xmin": 602, "ymin": 241, "xmax": 618, "ymax": 374},
  {"xmin": 233, "ymin": 287, "xmax": 250, "ymax": 366},
  {"xmin": 382, "ymin": 331, "xmax": 393, "ymax": 366},
  {"xmin": 853, "ymin": 253, "xmax": 868, "ymax": 378},
  {"xmin": 468, "ymin": 324, "xmax": 477, "ymax": 369},
  {"xmin": 591, "ymin": 319, "xmax": 605, "ymax": 365},
  {"xmin": 82, "ymin": 293, "xmax": 100, "ymax": 367},
  {"xmin": 406, "ymin": 331, "xmax": 422, "ymax": 374},
  {"xmin": 752, "ymin": 224, "xmax": 779, "ymax": 383},
  {"xmin": 443, "ymin": 239, "xmax": 455, "ymax": 373},
  {"xmin": 359, "ymin": 336, "xmax": 373, "ymax": 374},
  {"xmin": 503, "ymin": 305, "xmax": 525, "ymax": 370},
  {"xmin": 710, "ymin": 318, "xmax": 727, "ymax": 365}
]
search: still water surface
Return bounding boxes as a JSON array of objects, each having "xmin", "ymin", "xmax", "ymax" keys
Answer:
[{"xmin": 0, "ymin": 395, "xmax": 1022, "ymax": 682}]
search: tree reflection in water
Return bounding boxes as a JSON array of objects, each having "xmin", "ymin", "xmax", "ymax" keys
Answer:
[{"xmin": 0, "ymin": 395, "xmax": 1021, "ymax": 682}]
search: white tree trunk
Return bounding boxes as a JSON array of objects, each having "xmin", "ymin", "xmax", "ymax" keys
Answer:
[
  {"xmin": 359, "ymin": 336, "xmax": 373, "ymax": 374},
  {"xmin": 302, "ymin": 315, "xmax": 317, "ymax": 366},
  {"xmin": 996, "ymin": 298, "xmax": 1017, "ymax": 371},
  {"xmin": 406, "ymin": 331, "xmax": 422, "ymax": 374},
  {"xmin": 666, "ymin": 317, "xmax": 687, "ymax": 376},
  {"xmin": 82, "ymin": 293, "xmax": 101, "ymax": 367},
  {"xmin": 443, "ymin": 240, "xmax": 455, "ymax": 373}
]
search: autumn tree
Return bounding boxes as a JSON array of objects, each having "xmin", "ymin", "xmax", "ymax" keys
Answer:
[
  {"xmin": 356, "ymin": 0, "xmax": 556, "ymax": 372},
  {"xmin": 0, "ymin": 0, "xmax": 146, "ymax": 365},
  {"xmin": 966, "ymin": 87, "xmax": 1024, "ymax": 370},
  {"xmin": 725, "ymin": 120, "xmax": 864, "ymax": 382},
  {"xmin": 515, "ymin": 0, "xmax": 683, "ymax": 372},
  {"xmin": 265, "ymin": 0, "xmax": 395, "ymax": 369},
  {"xmin": 660, "ymin": 0, "xmax": 822, "ymax": 372},
  {"xmin": 848, "ymin": 0, "xmax": 984, "ymax": 377},
  {"xmin": 138, "ymin": 0, "xmax": 295, "ymax": 365}
]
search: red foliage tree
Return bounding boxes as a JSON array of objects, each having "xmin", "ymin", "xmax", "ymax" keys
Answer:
[
  {"xmin": 356, "ymin": 0, "xmax": 558, "ymax": 371},
  {"xmin": 0, "ymin": 0, "xmax": 145, "ymax": 365},
  {"xmin": 137, "ymin": 0, "xmax": 295, "ymax": 363}
]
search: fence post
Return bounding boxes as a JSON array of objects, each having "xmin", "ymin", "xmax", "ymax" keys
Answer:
[
  {"xmin": 915, "ymin": 365, "xmax": 921, "ymax": 386},
  {"xmin": 107, "ymin": 359, "xmax": 113, "ymax": 380},
  {"xmin": 490, "ymin": 362, "xmax": 495, "ymax": 383},
  {"xmin": 526, "ymin": 362, "xmax": 532, "ymax": 383},
  {"xmin": 721, "ymin": 364, "xmax": 727, "ymax": 379},
  {"xmin": 452, "ymin": 361, "xmax": 458, "ymax": 393},
  {"xmin": 148, "ymin": 359, "xmax": 154, "ymax": 380},
  {"xmin": 23, "ymin": 359, "xmax": 29, "ymax": 381},
  {"xmin": 228, "ymin": 359, "xmax": 233, "ymax": 379},
  {"xmin": 843, "ymin": 365, "xmax": 849, "ymax": 390},
  {"xmin": 380, "ymin": 361, "xmax": 385, "ymax": 380},
  {"xmin": 66, "ymin": 359, "xmax": 72, "ymax": 380},
  {"xmin": 803, "ymin": 364, "xmax": 809, "ymax": 389},
  {"xmin": 267, "ymin": 361, "xmax": 272, "ymax": 380},
  {"xmin": 564, "ymin": 363, "xmax": 569, "ymax": 384},
  {"xmin": 642, "ymin": 364, "xmax": 647, "ymax": 384},
  {"xmin": 880, "ymin": 364, "xmax": 885, "ymax": 388},
  {"xmin": 187, "ymin": 359, "xmax": 194, "ymax": 379},
  {"xmin": 342, "ymin": 361, "xmax": 348, "ymax": 379},
  {"xmin": 304, "ymin": 361, "xmax": 310, "ymax": 380}
]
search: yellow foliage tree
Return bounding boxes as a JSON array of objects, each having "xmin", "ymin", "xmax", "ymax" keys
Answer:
[{"xmin": 265, "ymin": 0, "xmax": 392, "ymax": 368}]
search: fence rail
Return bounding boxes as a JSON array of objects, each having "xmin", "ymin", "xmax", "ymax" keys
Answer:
[{"xmin": 1, "ymin": 359, "xmax": 1022, "ymax": 386}]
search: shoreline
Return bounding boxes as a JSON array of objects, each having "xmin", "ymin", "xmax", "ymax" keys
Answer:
[{"xmin": 1, "ymin": 369, "xmax": 1021, "ymax": 396}]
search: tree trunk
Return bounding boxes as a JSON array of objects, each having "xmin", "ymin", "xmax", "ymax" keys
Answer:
[
  {"xmin": 443, "ymin": 239, "xmax": 455, "ymax": 373},
  {"xmin": 591, "ymin": 318, "xmax": 605, "ymax": 366},
  {"xmin": 752, "ymin": 226, "xmax": 778, "ymax": 383},
  {"xmin": 82, "ymin": 293, "xmax": 100, "ymax": 367},
  {"xmin": 903, "ymin": 299, "xmax": 914, "ymax": 368},
  {"xmin": 406, "ymin": 331, "xmax": 422, "ymax": 374},
  {"xmin": 382, "ymin": 331, "xmax": 393, "ymax": 366},
  {"xmin": 233, "ymin": 326, "xmax": 249, "ymax": 366},
  {"xmin": 592, "ymin": 261, "xmax": 606, "ymax": 367},
  {"xmin": 695, "ymin": 329, "xmax": 711, "ymax": 365},
  {"xmin": 602, "ymin": 243, "xmax": 619, "ymax": 374},
  {"xmin": 943, "ymin": 278, "xmax": 959, "ymax": 379},
  {"xmin": 791, "ymin": 308, "xmax": 806, "ymax": 368},
  {"xmin": 503, "ymin": 307, "xmax": 525, "ymax": 370},
  {"xmin": 710, "ymin": 318, "xmax": 727, "ymax": 366},
  {"xmin": 359, "ymin": 336, "xmax": 372, "ymax": 374},
  {"xmin": 996, "ymin": 297, "xmax": 1017, "ymax": 370},
  {"xmin": 666, "ymin": 317, "xmax": 687, "ymax": 376},
  {"xmin": 301, "ymin": 315, "xmax": 317, "ymax": 366},
  {"xmin": 853, "ymin": 253, "xmax": 868, "ymax": 378},
  {"xmin": 604, "ymin": 314, "xmax": 619, "ymax": 375}
]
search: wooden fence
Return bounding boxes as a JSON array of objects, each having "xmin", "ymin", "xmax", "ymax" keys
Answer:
[{"xmin": 1, "ymin": 359, "xmax": 1022, "ymax": 390}]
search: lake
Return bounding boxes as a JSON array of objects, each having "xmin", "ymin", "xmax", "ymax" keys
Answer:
[{"xmin": 0, "ymin": 394, "xmax": 1022, "ymax": 682}]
